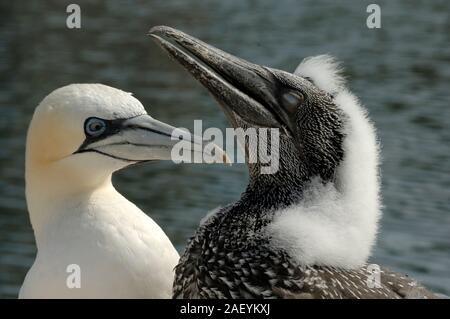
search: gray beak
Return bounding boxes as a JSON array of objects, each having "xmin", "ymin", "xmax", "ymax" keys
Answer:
[
  {"xmin": 148, "ymin": 26, "xmax": 294, "ymax": 136},
  {"xmin": 79, "ymin": 114, "xmax": 230, "ymax": 164}
]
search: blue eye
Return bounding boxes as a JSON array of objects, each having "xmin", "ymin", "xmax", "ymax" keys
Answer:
[{"xmin": 85, "ymin": 117, "xmax": 107, "ymax": 137}]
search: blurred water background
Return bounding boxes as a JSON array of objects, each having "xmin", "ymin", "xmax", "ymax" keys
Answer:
[{"xmin": 0, "ymin": 0, "xmax": 449, "ymax": 298}]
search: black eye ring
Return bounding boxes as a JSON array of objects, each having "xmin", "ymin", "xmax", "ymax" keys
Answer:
[
  {"xmin": 281, "ymin": 91, "xmax": 305, "ymax": 113},
  {"xmin": 84, "ymin": 117, "xmax": 107, "ymax": 137}
]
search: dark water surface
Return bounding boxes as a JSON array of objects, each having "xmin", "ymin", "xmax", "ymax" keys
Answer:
[{"xmin": 0, "ymin": 0, "xmax": 449, "ymax": 298}]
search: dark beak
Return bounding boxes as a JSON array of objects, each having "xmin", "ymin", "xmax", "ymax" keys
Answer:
[{"xmin": 148, "ymin": 26, "xmax": 293, "ymax": 136}]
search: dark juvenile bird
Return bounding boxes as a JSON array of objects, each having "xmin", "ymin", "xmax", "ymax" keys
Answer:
[{"xmin": 150, "ymin": 26, "xmax": 441, "ymax": 299}]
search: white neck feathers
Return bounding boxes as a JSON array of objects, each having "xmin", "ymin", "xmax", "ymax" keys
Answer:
[{"xmin": 267, "ymin": 55, "xmax": 381, "ymax": 269}]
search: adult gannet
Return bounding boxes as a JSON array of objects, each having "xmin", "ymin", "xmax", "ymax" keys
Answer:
[
  {"xmin": 20, "ymin": 83, "xmax": 227, "ymax": 298},
  {"xmin": 150, "ymin": 26, "xmax": 440, "ymax": 299}
]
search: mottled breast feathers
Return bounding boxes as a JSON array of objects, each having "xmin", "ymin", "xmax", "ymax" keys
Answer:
[{"xmin": 173, "ymin": 206, "xmax": 438, "ymax": 299}]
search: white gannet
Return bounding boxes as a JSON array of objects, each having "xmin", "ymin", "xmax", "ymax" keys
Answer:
[
  {"xmin": 149, "ymin": 26, "xmax": 440, "ymax": 299},
  {"xmin": 20, "ymin": 83, "xmax": 227, "ymax": 298}
]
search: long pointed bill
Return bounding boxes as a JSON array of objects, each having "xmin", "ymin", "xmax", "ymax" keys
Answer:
[
  {"xmin": 148, "ymin": 26, "xmax": 291, "ymax": 134},
  {"xmin": 80, "ymin": 114, "xmax": 230, "ymax": 164}
]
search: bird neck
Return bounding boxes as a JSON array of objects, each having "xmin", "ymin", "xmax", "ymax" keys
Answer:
[
  {"xmin": 245, "ymin": 171, "xmax": 305, "ymax": 210},
  {"xmin": 242, "ymin": 125, "xmax": 347, "ymax": 212},
  {"xmin": 244, "ymin": 141, "xmax": 317, "ymax": 211},
  {"xmin": 25, "ymin": 159, "xmax": 117, "ymax": 243},
  {"xmin": 232, "ymin": 102, "xmax": 381, "ymax": 267}
]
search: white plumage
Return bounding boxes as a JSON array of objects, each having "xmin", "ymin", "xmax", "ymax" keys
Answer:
[{"xmin": 20, "ymin": 84, "xmax": 180, "ymax": 298}]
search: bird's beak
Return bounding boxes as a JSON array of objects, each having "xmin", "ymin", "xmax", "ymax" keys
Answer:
[
  {"xmin": 77, "ymin": 114, "xmax": 230, "ymax": 164},
  {"xmin": 149, "ymin": 26, "xmax": 294, "ymax": 136}
]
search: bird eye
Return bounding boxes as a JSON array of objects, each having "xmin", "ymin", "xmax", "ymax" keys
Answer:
[
  {"xmin": 85, "ymin": 117, "xmax": 107, "ymax": 137},
  {"xmin": 281, "ymin": 91, "xmax": 305, "ymax": 113}
]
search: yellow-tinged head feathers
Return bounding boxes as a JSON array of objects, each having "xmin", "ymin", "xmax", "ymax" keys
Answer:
[{"xmin": 27, "ymin": 84, "xmax": 146, "ymax": 165}]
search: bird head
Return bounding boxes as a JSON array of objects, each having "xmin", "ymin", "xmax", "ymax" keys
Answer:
[
  {"xmin": 26, "ymin": 83, "xmax": 228, "ymax": 192},
  {"xmin": 150, "ymin": 26, "xmax": 379, "ymax": 201}
]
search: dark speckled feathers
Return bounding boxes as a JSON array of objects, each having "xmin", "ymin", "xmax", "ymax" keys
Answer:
[{"xmin": 173, "ymin": 202, "xmax": 437, "ymax": 299}]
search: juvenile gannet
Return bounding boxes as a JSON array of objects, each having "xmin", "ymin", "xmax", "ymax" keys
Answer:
[
  {"xmin": 150, "ymin": 26, "xmax": 440, "ymax": 299},
  {"xmin": 20, "ymin": 83, "xmax": 227, "ymax": 298}
]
